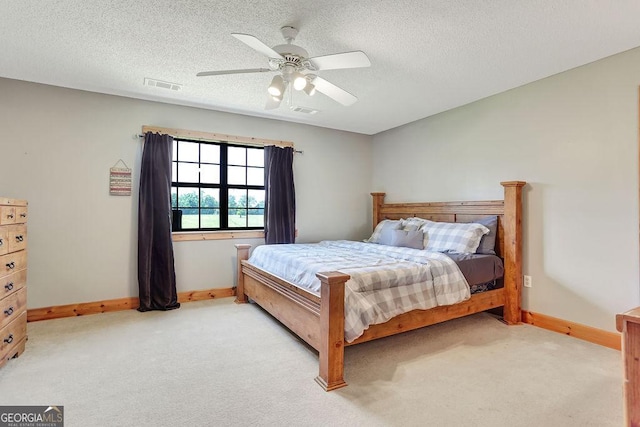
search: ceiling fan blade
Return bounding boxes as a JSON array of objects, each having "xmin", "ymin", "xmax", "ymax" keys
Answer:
[
  {"xmin": 307, "ymin": 51, "xmax": 371, "ymax": 71},
  {"xmin": 311, "ymin": 76, "xmax": 358, "ymax": 106},
  {"xmin": 197, "ymin": 68, "xmax": 272, "ymax": 77},
  {"xmin": 232, "ymin": 33, "xmax": 284, "ymax": 59}
]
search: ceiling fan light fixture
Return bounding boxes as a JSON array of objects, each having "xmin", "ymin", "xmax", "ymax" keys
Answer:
[
  {"xmin": 292, "ymin": 72, "xmax": 307, "ymax": 91},
  {"xmin": 303, "ymin": 81, "xmax": 316, "ymax": 96},
  {"xmin": 268, "ymin": 75, "xmax": 285, "ymax": 97}
]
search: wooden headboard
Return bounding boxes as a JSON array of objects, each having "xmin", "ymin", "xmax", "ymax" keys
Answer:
[
  {"xmin": 370, "ymin": 181, "xmax": 526, "ymax": 322},
  {"xmin": 371, "ymin": 181, "xmax": 525, "ymax": 258},
  {"xmin": 372, "ymin": 196, "xmax": 508, "ymax": 256}
]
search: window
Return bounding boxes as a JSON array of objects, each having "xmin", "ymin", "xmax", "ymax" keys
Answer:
[{"xmin": 170, "ymin": 138, "xmax": 265, "ymax": 231}]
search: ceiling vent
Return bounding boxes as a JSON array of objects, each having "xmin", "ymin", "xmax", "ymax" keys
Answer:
[
  {"xmin": 290, "ymin": 105, "xmax": 319, "ymax": 115},
  {"xmin": 144, "ymin": 78, "xmax": 182, "ymax": 91}
]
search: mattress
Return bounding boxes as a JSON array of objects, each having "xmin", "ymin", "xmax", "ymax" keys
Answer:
[{"xmin": 445, "ymin": 253, "xmax": 504, "ymax": 286}]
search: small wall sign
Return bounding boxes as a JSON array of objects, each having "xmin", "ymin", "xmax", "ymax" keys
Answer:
[{"xmin": 110, "ymin": 160, "xmax": 132, "ymax": 196}]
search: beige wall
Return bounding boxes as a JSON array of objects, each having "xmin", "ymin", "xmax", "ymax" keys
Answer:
[
  {"xmin": 0, "ymin": 78, "xmax": 372, "ymax": 308},
  {"xmin": 372, "ymin": 48, "xmax": 640, "ymax": 332},
  {"xmin": 4, "ymin": 44, "xmax": 639, "ymax": 333}
]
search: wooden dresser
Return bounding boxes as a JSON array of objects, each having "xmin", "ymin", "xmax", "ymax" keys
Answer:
[
  {"xmin": 617, "ymin": 307, "xmax": 640, "ymax": 426},
  {"xmin": 0, "ymin": 198, "xmax": 27, "ymax": 367}
]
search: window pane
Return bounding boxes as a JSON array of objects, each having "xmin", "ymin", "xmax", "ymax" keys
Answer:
[
  {"xmin": 181, "ymin": 213, "xmax": 199, "ymax": 229},
  {"xmin": 178, "ymin": 141, "xmax": 199, "ymax": 162},
  {"xmin": 228, "ymin": 166, "xmax": 246, "ymax": 185},
  {"xmin": 201, "ymin": 144, "xmax": 220, "ymax": 164},
  {"xmin": 200, "ymin": 164, "xmax": 220, "ymax": 184},
  {"xmin": 248, "ymin": 209, "xmax": 264, "ymax": 227},
  {"xmin": 178, "ymin": 187, "xmax": 199, "ymax": 229},
  {"xmin": 172, "ymin": 141, "xmax": 177, "ymax": 160},
  {"xmin": 248, "ymin": 189, "xmax": 264, "ymax": 208},
  {"xmin": 172, "ymin": 162, "xmax": 177, "ymax": 181},
  {"xmin": 247, "ymin": 167, "xmax": 264, "ymax": 186},
  {"xmin": 229, "ymin": 209, "xmax": 247, "ymax": 228},
  {"xmin": 178, "ymin": 162, "xmax": 199, "ymax": 183},
  {"xmin": 228, "ymin": 188, "xmax": 246, "ymax": 208},
  {"xmin": 247, "ymin": 148, "xmax": 263, "ymax": 167},
  {"xmin": 171, "ymin": 187, "xmax": 177, "ymax": 208},
  {"xmin": 201, "ymin": 209, "xmax": 219, "ymax": 228},
  {"xmin": 200, "ymin": 188, "xmax": 219, "ymax": 208},
  {"xmin": 228, "ymin": 147, "xmax": 246, "ymax": 166},
  {"xmin": 177, "ymin": 188, "xmax": 198, "ymax": 212}
]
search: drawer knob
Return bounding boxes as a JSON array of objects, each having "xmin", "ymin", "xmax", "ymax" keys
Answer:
[
  {"xmin": 6, "ymin": 262, "xmax": 15, "ymax": 270},
  {"xmin": 4, "ymin": 306, "xmax": 13, "ymax": 316},
  {"xmin": 0, "ymin": 239, "xmax": 3, "ymax": 246},
  {"xmin": 20, "ymin": 213, "xmax": 26, "ymax": 218},
  {"xmin": 4, "ymin": 282, "xmax": 13, "ymax": 291},
  {"xmin": 7, "ymin": 214, "xmax": 13, "ymax": 219},
  {"xmin": 3, "ymin": 334, "xmax": 13, "ymax": 344},
  {"xmin": 16, "ymin": 235, "xmax": 23, "ymax": 242}
]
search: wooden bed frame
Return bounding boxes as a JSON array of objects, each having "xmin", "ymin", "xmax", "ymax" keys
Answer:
[{"xmin": 235, "ymin": 181, "xmax": 526, "ymax": 391}]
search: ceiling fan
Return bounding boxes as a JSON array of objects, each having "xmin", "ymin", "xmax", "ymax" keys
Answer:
[{"xmin": 197, "ymin": 26, "xmax": 371, "ymax": 109}]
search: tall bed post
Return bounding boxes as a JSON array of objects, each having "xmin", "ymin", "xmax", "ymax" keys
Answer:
[
  {"xmin": 371, "ymin": 192, "xmax": 386, "ymax": 230},
  {"xmin": 500, "ymin": 181, "xmax": 526, "ymax": 324},
  {"xmin": 235, "ymin": 244, "xmax": 251, "ymax": 304},
  {"xmin": 315, "ymin": 271, "xmax": 350, "ymax": 391}
]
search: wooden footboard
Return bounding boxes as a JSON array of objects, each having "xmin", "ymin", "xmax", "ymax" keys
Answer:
[
  {"xmin": 348, "ymin": 288, "xmax": 505, "ymax": 345},
  {"xmin": 235, "ymin": 250, "xmax": 350, "ymax": 391},
  {"xmin": 234, "ymin": 181, "xmax": 525, "ymax": 390}
]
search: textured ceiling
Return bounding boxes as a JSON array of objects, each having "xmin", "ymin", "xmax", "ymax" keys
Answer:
[{"xmin": 2, "ymin": 1, "xmax": 640, "ymax": 135}]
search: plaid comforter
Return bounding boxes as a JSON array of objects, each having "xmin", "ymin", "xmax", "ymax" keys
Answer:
[{"xmin": 247, "ymin": 240, "xmax": 470, "ymax": 342}]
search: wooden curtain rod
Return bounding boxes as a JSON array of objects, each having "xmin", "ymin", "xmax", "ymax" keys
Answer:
[
  {"xmin": 139, "ymin": 125, "xmax": 301, "ymax": 151},
  {"xmin": 137, "ymin": 133, "xmax": 303, "ymax": 154}
]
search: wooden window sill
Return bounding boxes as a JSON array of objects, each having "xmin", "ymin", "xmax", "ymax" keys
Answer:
[{"xmin": 172, "ymin": 230, "xmax": 265, "ymax": 242}]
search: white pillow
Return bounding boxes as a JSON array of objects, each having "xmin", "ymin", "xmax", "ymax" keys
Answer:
[{"xmin": 421, "ymin": 220, "xmax": 490, "ymax": 254}]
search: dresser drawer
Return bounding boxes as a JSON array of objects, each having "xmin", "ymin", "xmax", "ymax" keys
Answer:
[
  {"xmin": 7, "ymin": 224, "xmax": 27, "ymax": 253},
  {"xmin": 1, "ymin": 270, "xmax": 26, "ymax": 298},
  {"xmin": 0, "ymin": 287, "xmax": 26, "ymax": 331},
  {"xmin": 0, "ymin": 251, "xmax": 27, "ymax": 279},
  {"xmin": 14, "ymin": 206, "xmax": 27, "ymax": 224},
  {"xmin": 0, "ymin": 207, "xmax": 16, "ymax": 225},
  {"xmin": 0, "ymin": 227, "xmax": 7, "ymax": 256},
  {"xmin": 0, "ymin": 311, "xmax": 26, "ymax": 365}
]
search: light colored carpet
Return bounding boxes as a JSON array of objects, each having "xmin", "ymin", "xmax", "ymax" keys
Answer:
[{"xmin": 0, "ymin": 298, "xmax": 622, "ymax": 426}]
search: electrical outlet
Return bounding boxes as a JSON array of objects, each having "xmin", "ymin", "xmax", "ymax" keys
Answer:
[{"xmin": 523, "ymin": 275, "xmax": 532, "ymax": 288}]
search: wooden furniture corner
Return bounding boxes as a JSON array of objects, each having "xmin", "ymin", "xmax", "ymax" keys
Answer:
[
  {"xmin": 617, "ymin": 307, "xmax": 640, "ymax": 426},
  {"xmin": 234, "ymin": 244, "xmax": 251, "ymax": 304}
]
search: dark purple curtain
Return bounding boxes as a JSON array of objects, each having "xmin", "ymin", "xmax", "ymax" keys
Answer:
[
  {"xmin": 264, "ymin": 146, "xmax": 296, "ymax": 244},
  {"xmin": 137, "ymin": 132, "xmax": 180, "ymax": 311}
]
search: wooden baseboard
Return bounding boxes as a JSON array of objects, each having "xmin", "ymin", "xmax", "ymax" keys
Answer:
[
  {"xmin": 27, "ymin": 287, "xmax": 235, "ymax": 322},
  {"xmin": 27, "ymin": 295, "xmax": 622, "ymax": 351},
  {"xmin": 178, "ymin": 287, "xmax": 234, "ymax": 302},
  {"xmin": 521, "ymin": 310, "xmax": 621, "ymax": 350}
]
